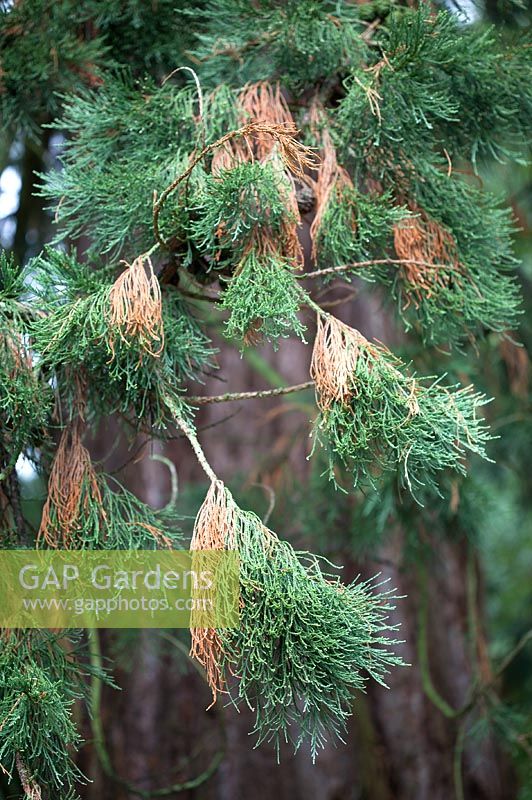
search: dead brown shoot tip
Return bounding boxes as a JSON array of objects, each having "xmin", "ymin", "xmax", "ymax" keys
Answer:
[
  {"xmin": 37, "ymin": 421, "xmax": 103, "ymax": 549},
  {"xmin": 310, "ymin": 314, "xmax": 365, "ymax": 411},
  {"xmin": 109, "ymin": 255, "xmax": 164, "ymax": 357},
  {"xmin": 393, "ymin": 207, "xmax": 460, "ymax": 307},
  {"xmin": 189, "ymin": 481, "xmax": 234, "ymax": 705}
]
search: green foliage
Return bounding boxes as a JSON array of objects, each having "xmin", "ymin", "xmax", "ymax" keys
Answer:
[
  {"xmin": 87, "ymin": 0, "xmax": 195, "ymax": 75},
  {"xmin": 40, "ymin": 77, "xmax": 238, "ymax": 259},
  {"xmin": 191, "ymin": 0, "xmax": 366, "ymax": 88},
  {"xmin": 29, "ymin": 249, "xmax": 213, "ymax": 427},
  {"xmin": 330, "ymin": 6, "xmax": 528, "ymax": 348},
  {"xmin": 0, "ymin": 252, "xmax": 51, "ymax": 471},
  {"xmin": 41, "ymin": 471, "xmax": 182, "ymax": 550},
  {"xmin": 312, "ymin": 336, "xmax": 491, "ymax": 497},
  {"xmin": 314, "ymin": 188, "xmax": 407, "ymax": 270},
  {"xmin": 221, "ymin": 249, "xmax": 305, "ymax": 346},
  {"xmin": 0, "ymin": 0, "xmax": 108, "ymax": 134},
  {"xmin": 0, "ymin": 249, "xmax": 25, "ymax": 300},
  {"xmin": 189, "ymin": 161, "xmax": 306, "ymax": 345},
  {"xmin": 191, "ymin": 162, "xmax": 293, "ymax": 265},
  {"xmin": 1, "ymin": 0, "xmax": 531, "ymax": 786},
  {"xmin": 0, "ymin": 322, "xmax": 49, "ymax": 471},
  {"xmin": 393, "ymin": 165, "xmax": 522, "ymax": 347},
  {"xmin": 214, "ymin": 490, "xmax": 404, "ymax": 759},
  {"xmin": 337, "ymin": 5, "xmax": 532, "ymax": 166},
  {"xmin": 298, "ymin": 461, "xmax": 494, "ymax": 562},
  {"xmin": 313, "ymin": 180, "xmax": 359, "ymax": 269},
  {"xmin": 315, "ymin": 163, "xmax": 522, "ymax": 348},
  {"xmin": 30, "ymin": 273, "xmax": 111, "ymax": 371},
  {"xmin": 0, "ymin": 629, "xmax": 111, "ymax": 799},
  {"xmin": 0, "ymin": 0, "xmax": 198, "ymax": 135}
]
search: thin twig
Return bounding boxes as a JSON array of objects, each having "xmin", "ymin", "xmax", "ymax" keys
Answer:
[
  {"xmin": 300, "ymin": 257, "xmax": 450, "ymax": 281},
  {"xmin": 251, "ymin": 482, "xmax": 276, "ymax": 525},
  {"xmin": 108, "ymin": 410, "xmax": 241, "ymax": 476},
  {"xmin": 163, "ymin": 395, "xmax": 218, "ymax": 483},
  {"xmin": 187, "ymin": 381, "xmax": 314, "ymax": 405},
  {"xmin": 0, "ymin": 695, "xmax": 23, "ymax": 733},
  {"xmin": 419, "ymin": 557, "xmax": 532, "ymax": 721},
  {"xmin": 153, "ymin": 124, "xmax": 260, "ymax": 247},
  {"xmin": 493, "ymin": 629, "xmax": 532, "ymax": 681},
  {"xmin": 453, "ymin": 720, "xmax": 467, "ymax": 800},
  {"xmin": 150, "ymin": 454, "xmax": 179, "ymax": 510},
  {"xmin": 162, "ymin": 67, "xmax": 204, "ymax": 140}
]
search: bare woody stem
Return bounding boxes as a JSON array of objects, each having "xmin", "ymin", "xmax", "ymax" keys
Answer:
[
  {"xmin": 163, "ymin": 394, "xmax": 218, "ymax": 483},
  {"xmin": 299, "ymin": 257, "xmax": 450, "ymax": 281},
  {"xmin": 303, "ymin": 291, "xmax": 329, "ymax": 320},
  {"xmin": 164, "ymin": 382, "xmax": 313, "ymax": 482},
  {"xmin": 166, "ymin": 259, "xmax": 450, "ymax": 305},
  {"xmin": 187, "ymin": 381, "xmax": 314, "ymax": 405},
  {"xmin": 16, "ymin": 753, "xmax": 42, "ymax": 800}
]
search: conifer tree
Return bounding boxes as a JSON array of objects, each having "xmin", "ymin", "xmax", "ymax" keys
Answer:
[{"xmin": 0, "ymin": 1, "xmax": 531, "ymax": 798}]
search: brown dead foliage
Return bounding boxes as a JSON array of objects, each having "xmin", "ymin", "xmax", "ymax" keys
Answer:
[
  {"xmin": 393, "ymin": 206, "xmax": 460, "ymax": 307},
  {"xmin": 189, "ymin": 481, "xmax": 236, "ymax": 706},
  {"xmin": 210, "ymin": 84, "xmax": 317, "ymax": 268},
  {"xmin": 37, "ymin": 420, "xmax": 103, "ymax": 548},
  {"xmin": 309, "ymin": 101, "xmax": 356, "ymax": 263},
  {"xmin": 311, "ymin": 313, "xmax": 366, "ymax": 410},
  {"xmin": 109, "ymin": 254, "xmax": 164, "ymax": 357}
]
